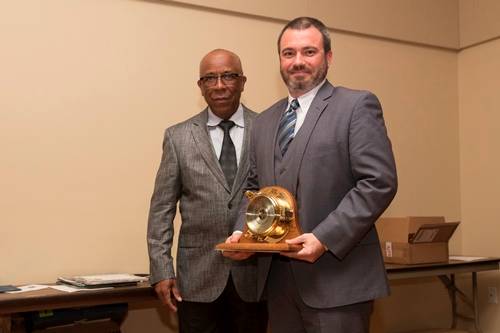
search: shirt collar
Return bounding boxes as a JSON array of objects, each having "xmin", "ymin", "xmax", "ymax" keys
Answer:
[
  {"xmin": 207, "ymin": 104, "xmax": 245, "ymax": 128},
  {"xmin": 288, "ymin": 79, "xmax": 327, "ymax": 113}
]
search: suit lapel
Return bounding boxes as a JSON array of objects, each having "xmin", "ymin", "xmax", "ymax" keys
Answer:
[
  {"xmin": 287, "ymin": 82, "xmax": 335, "ymax": 194},
  {"xmin": 190, "ymin": 109, "xmax": 230, "ymax": 192},
  {"xmin": 230, "ymin": 107, "xmax": 252, "ymax": 198}
]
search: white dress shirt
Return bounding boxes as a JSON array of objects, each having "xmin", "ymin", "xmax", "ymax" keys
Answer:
[
  {"xmin": 286, "ymin": 79, "xmax": 327, "ymax": 135},
  {"xmin": 207, "ymin": 104, "xmax": 245, "ymax": 166}
]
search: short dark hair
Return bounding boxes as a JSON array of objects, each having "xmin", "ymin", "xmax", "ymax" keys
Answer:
[{"xmin": 277, "ymin": 17, "xmax": 331, "ymax": 53}]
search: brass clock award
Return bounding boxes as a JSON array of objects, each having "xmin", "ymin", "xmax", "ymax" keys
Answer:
[{"xmin": 216, "ymin": 186, "xmax": 302, "ymax": 252}]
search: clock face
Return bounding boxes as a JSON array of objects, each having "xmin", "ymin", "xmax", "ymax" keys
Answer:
[{"xmin": 246, "ymin": 195, "xmax": 278, "ymax": 235}]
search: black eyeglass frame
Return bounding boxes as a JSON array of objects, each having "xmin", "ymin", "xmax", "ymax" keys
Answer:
[{"xmin": 198, "ymin": 72, "xmax": 244, "ymax": 86}]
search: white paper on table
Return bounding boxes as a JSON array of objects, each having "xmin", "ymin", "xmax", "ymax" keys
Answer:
[
  {"xmin": 50, "ymin": 284, "xmax": 113, "ymax": 293},
  {"xmin": 6, "ymin": 284, "xmax": 49, "ymax": 294},
  {"xmin": 449, "ymin": 255, "xmax": 487, "ymax": 261}
]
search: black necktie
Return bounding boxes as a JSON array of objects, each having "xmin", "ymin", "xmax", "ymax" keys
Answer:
[
  {"xmin": 277, "ymin": 99, "xmax": 299, "ymax": 156},
  {"xmin": 218, "ymin": 120, "xmax": 237, "ymax": 187}
]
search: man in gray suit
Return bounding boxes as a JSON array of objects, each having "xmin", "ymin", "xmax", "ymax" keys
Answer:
[
  {"xmin": 147, "ymin": 49, "xmax": 267, "ymax": 333},
  {"xmin": 225, "ymin": 17, "xmax": 398, "ymax": 332}
]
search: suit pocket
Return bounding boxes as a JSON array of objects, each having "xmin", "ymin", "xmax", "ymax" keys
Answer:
[
  {"xmin": 177, "ymin": 247, "xmax": 205, "ymax": 269},
  {"xmin": 308, "ymin": 146, "xmax": 336, "ymax": 159},
  {"xmin": 178, "ymin": 244, "xmax": 201, "ymax": 249},
  {"xmin": 306, "ymin": 139, "xmax": 346, "ymax": 160}
]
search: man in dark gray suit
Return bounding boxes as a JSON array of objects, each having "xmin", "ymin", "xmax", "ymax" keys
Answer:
[
  {"xmin": 225, "ymin": 18, "xmax": 397, "ymax": 332},
  {"xmin": 147, "ymin": 49, "xmax": 267, "ymax": 333}
]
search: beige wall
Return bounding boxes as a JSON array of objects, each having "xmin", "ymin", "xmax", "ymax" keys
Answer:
[
  {"xmin": 458, "ymin": 38, "xmax": 500, "ymax": 332},
  {"xmin": 168, "ymin": 0, "xmax": 460, "ymax": 49},
  {"xmin": 0, "ymin": 0, "xmax": 498, "ymax": 332},
  {"xmin": 459, "ymin": 0, "xmax": 500, "ymax": 48},
  {"xmin": 457, "ymin": 1, "xmax": 500, "ymax": 331}
]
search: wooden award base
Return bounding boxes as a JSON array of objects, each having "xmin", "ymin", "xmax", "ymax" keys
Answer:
[
  {"xmin": 215, "ymin": 238, "xmax": 302, "ymax": 252},
  {"xmin": 216, "ymin": 220, "xmax": 303, "ymax": 251}
]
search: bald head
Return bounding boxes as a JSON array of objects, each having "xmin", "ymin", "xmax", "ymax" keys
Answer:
[{"xmin": 199, "ymin": 49, "xmax": 243, "ymax": 76}]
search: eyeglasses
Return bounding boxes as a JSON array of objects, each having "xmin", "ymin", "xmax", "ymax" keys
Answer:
[{"xmin": 199, "ymin": 73, "xmax": 243, "ymax": 87}]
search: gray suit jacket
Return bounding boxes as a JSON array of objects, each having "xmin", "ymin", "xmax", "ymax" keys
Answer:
[
  {"xmin": 239, "ymin": 81, "xmax": 397, "ymax": 308},
  {"xmin": 147, "ymin": 106, "xmax": 259, "ymax": 302}
]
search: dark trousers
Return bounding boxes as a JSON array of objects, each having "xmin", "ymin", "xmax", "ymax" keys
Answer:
[
  {"xmin": 177, "ymin": 275, "xmax": 268, "ymax": 333},
  {"xmin": 267, "ymin": 256, "xmax": 373, "ymax": 333}
]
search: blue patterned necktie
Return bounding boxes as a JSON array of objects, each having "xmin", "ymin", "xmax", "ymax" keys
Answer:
[
  {"xmin": 218, "ymin": 120, "xmax": 237, "ymax": 187},
  {"xmin": 277, "ymin": 99, "xmax": 299, "ymax": 156}
]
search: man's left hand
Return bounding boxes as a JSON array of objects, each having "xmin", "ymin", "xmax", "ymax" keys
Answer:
[
  {"xmin": 221, "ymin": 232, "xmax": 255, "ymax": 261},
  {"xmin": 280, "ymin": 233, "xmax": 326, "ymax": 263}
]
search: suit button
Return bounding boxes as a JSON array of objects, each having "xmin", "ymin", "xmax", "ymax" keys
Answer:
[{"xmin": 228, "ymin": 203, "xmax": 233, "ymax": 209}]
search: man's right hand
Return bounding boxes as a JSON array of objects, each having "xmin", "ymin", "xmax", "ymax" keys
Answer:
[
  {"xmin": 154, "ymin": 279, "xmax": 182, "ymax": 312},
  {"xmin": 221, "ymin": 231, "xmax": 255, "ymax": 261}
]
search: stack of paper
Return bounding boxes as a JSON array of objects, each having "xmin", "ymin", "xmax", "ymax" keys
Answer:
[{"xmin": 57, "ymin": 274, "xmax": 148, "ymax": 288}]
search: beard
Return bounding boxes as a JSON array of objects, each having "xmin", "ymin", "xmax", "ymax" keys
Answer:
[{"xmin": 281, "ymin": 59, "xmax": 328, "ymax": 94}]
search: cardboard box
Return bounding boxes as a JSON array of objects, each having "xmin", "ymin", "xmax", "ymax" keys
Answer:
[{"xmin": 376, "ymin": 216, "xmax": 459, "ymax": 264}]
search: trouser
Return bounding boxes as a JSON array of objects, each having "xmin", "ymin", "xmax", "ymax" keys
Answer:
[
  {"xmin": 177, "ymin": 275, "xmax": 268, "ymax": 333},
  {"xmin": 267, "ymin": 256, "xmax": 373, "ymax": 333}
]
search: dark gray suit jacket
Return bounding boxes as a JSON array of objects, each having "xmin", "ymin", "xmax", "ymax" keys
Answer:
[
  {"xmin": 239, "ymin": 81, "xmax": 397, "ymax": 308},
  {"xmin": 147, "ymin": 107, "xmax": 259, "ymax": 302}
]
